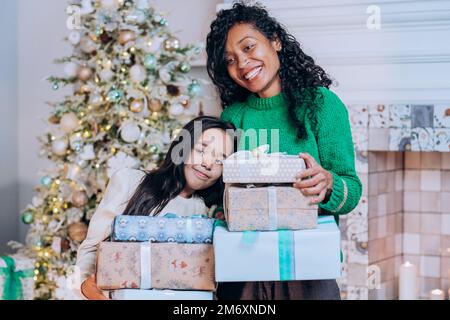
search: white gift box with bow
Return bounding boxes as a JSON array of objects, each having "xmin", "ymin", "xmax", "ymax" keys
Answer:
[{"xmin": 222, "ymin": 145, "xmax": 306, "ymax": 183}]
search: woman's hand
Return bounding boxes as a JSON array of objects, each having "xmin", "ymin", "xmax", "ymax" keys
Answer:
[
  {"xmin": 294, "ymin": 153, "xmax": 333, "ymax": 205},
  {"xmin": 81, "ymin": 275, "xmax": 109, "ymax": 300}
]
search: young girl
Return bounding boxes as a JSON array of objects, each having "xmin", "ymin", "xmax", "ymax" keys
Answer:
[
  {"xmin": 206, "ymin": 2, "xmax": 362, "ymax": 300},
  {"xmin": 76, "ymin": 116, "xmax": 235, "ymax": 300}
]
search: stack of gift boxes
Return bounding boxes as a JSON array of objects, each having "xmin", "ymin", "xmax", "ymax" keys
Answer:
[
  {"xmin": 214, "ymin": 147, "xmax": 342, "ymax": 282},
  {"xmin": 96, "ymin": 146, "xmax": 342, "ymax": 300},
  {"xmin": 96, "ymin": 214, "xmax": 216, "ymax": 300}
]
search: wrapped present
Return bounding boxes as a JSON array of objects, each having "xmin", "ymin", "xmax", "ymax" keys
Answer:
[
  {"xmin": 96, "ymin": 242, "xmax": 215, "ymax": 291},
  {"xmin": 0, "ymin": 254, "xmax": 35, "ymax": 300},
  {"xmin": 224, "ymin": 184, "xmax": 318, "ymax": 231},
  {"xmin": 223, "ymin": 145, "xmax": 306, "ymax": 183},
  {"xmin": 110, "ymin": 289, "xmax": 213, "ymax": 300},
  {"xmin": 112, "ymin": 214, "xmax": 214, "ymax": 243},
  {"xmin": 213, "ymin": 216, "xmax": 341, "ymax": 282}
]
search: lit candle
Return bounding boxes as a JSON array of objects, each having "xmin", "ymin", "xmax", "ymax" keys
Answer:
[
  {"xmin": 399, "ymin": 261, "xmax": 418, "ymax": 300},
  {"xmin": 429, "ymin": 289, "xmax": 445, "ymax": 300}
]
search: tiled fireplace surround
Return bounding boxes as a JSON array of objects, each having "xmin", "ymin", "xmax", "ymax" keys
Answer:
[{"xmin": 339, "ymin": 104, "xmax": 450, "ymax": 300}]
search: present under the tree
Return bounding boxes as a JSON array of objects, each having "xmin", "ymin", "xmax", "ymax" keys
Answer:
[
  {"xmin": 222, "ymin": 146, "xmax": 306, "ymax": 184},
  {"xmin": 110, "ymin": 289, "xmax": 213, "ymax": 300},
  {"xmin": 111, "ymin": 214, "xmax": 215, "ymax": 243},
  {"xmin": 213, "ymin": 216, "xmax": 341, "ymax": 282},
  {"xmin": 96, "ymin": 242, "xmax": 215, "ymax": 291},
  {"xmin": 0, "ymin": 254, "xmax": 35, "ymax": 300},
  {"xmin": 224, "ymin": 184, "xmax": 318, "ymax": 231}
]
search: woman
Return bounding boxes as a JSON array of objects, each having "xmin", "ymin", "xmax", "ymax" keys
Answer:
[
  {"xmin": 206, "ymin": 2, "xmax": 362, "ymax": 300},
  {"xmin": 76, "ymin": 116, "xmax": 235, "ymax": 299}
]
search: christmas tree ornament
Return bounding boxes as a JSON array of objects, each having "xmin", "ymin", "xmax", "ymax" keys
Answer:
[
  {"xmin": 40, "ymin": 176, "xmax": 52, "ymax": 187},
  {"xmin": 107, "ymin": 89, "xmax": 124, "ymax": 102},
  {"xmin": 71, "ymin": 190, "xmax": 88, "ymax": 208},
  {"xmin": 79, "ymin": 144, "xmax": 96, "ymax": 160},
  {"xmin": 188, "ymin": 80, "xmax": 202, "ymax": 96},
  {"xmin": 99, "ymin": 69, "xmax": 114, "ymax": 82},
  {"xmin": 77, "ymin": 66, "xmax": 93, "ymax": 81},
  {"xmin": 99, "ymin": 0, "xmax": 120, "ymax": 11},
  {"xmin": 129, "ymin": 64, "xmax": 147, "ymax": 83},
  {"xmin": 60, "ymin": 113, "xmax": 80, "ymax": 133},
  {"xmin": 69, "ymin": 134, "xmax": 83, "ymax": 152},
  {"xmin": 80, "ymin": 36, "xmax": 97, "ymax": 54},
  {"xmin": 129, "ymin": 99, "xmax": 144, "ymax": 113},
  {"xmin": 88, "ymin": 92, "xmax": 104, "ymax": 107},
  {"xmin": 64, "ymin": 62, "xmax": 79, "ymax": 78},
  {"xmin": 32, "ymin": 196, "xmax": 44, "ymax": 207},
  {"xmin": 118, "ymin": 30, "xmax": 136, "ymax": 45},
  {"xmin": 52, "ymin": 82, "xmax": 59, "ymax": 90},
  {"xmin": 148, "ymin": 99, "xmax": 163, "ymax": 112},
  {"xmin": 149, "ymin": 144, "xmax": 159, "ymax": 154},
  {"xmin": 21, "ymin": 211, "xmax": 34, "ymax": 225},
  {"xmin": 120, "ymin": 122, "xmax": 141, "ymax": 143},
  {"xmin": 76, "ymin": 158, "xmax": 89, "ymax": 168},
  {"xmin": 179, "ymin": 62, "xmax": 191, "ymax": 73},
  {"xmin": 169, "ymin": 103, "xmax": 184, "ymax": 117},
  {"xmin": 143, "ymin": 54, "xmax": 157, "ymax": 70},
  {"xmin": 163, "ymin": 37, "xmax": 180, "ymax": 52},
  {"xmin": 68, "ymin": 31, "xmax": 81, "ymax": 45},
  {"xmin": 68, "ymin": 222, "xmax": 88, "ymax": 243},
  {"xmin": 48, "ymin": 115, "xmax": 60, "ymax": 124},
  {"xmin": 52, "ymin": 139, "xmax": 69, "ymax": 156},
  {"xmin": 80, "ymin": 0, "xmax": 94, "ymax": 15}
]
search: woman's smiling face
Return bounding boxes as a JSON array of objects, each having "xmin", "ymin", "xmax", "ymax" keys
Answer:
[{"xmin": 225, "ymin": 23, "xmax": 282, "ymax": 98}]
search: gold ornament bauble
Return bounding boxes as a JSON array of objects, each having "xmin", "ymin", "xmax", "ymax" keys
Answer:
[
  {"xmin": 68, "ymin": 222, "xmax": 88, "ymax": 243},
  {"xmin": 129, "ymin": 99, "xmax": 144, "ymax": 113},
  {"xmin": 118, "ymin": 30, "xmax": 136, "ymax": 45},
  {"xmin": 72, "ymin": 190, "xmax": 88, "ymax": 207},
  {"xmin": 148, "ymin": 99, "xmax": 163, "ymax": 112},
  {"xmin": 77, "ymin": 66, "xmax": 93, "ymax": 81},
  {"xmin": 163, "ymin": 37, "xmax": 180, "ymax": 52}
]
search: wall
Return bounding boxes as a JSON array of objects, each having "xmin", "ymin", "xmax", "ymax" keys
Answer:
[{"xmin": 0, "ymin": 0, "xmax": 19, "ymax": 254}]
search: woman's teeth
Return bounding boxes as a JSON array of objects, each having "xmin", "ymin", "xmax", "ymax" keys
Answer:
[{"xmin": 244, "ymin": 66, "xmax": 262, "ymax": 80}]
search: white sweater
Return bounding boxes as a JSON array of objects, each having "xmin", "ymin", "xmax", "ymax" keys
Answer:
[{"xmin": 75, "ymin": 168, "xmax": 208, "ymax": 298}]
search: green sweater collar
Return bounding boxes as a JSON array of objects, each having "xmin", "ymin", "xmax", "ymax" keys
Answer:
[{"xmin": 246, "ymin": 92, "xmax": 288, "ymax": 110}]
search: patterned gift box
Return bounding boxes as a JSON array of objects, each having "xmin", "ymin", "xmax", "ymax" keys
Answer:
[
  {"xmin": 214, "ymin": 216, "xmax": 341, "ymax": 282},
  {"xmin": 112, "ymin": 214, "xmax": 215, "ymax": 243},
  {"xmin": 0, "ymin": 254, "xmax": 35, "ymax": 300},
  {"xmin": 222, "ymin": 146, "xmax": 306, "ymax": 184},
  {"xmin": 110, "ymin": 289, "xmax": 213, "ymax": 300},
  {"xmin": 96, "ymin": 242, "xmax": 215, "ymax": 291},
  {"xmin": 224, "ymin": 185, "xmax": 318, "ymax": 231}
]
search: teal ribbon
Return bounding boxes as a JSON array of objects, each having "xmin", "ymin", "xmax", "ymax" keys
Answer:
[
  {"xmin": 0, "ymin": 256, "xmax": 34, "ymax": 300},
  {"xmin": 233, "ymin": 215, "xmax": 338, "ymax": 280}
]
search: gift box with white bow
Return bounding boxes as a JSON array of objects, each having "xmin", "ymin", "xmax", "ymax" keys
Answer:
[
  {"xmin": 213, "ymin": 216, "xmax": 341, "ymax": 282},
  {"xmin": 224, "ymin": 184, "xmax": 318, "ymax": 231},
  {"xmin": 96, "ymin": 242, "xmax": 215, "ymax": 291},
  {"xmin": 222, "ymin": 145, "xmax": 306, "ymax": 184}
]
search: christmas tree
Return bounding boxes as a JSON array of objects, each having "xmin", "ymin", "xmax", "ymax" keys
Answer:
[{"xmin": 14, "ymin": 0, "xmax": 204, "ymax": 299}]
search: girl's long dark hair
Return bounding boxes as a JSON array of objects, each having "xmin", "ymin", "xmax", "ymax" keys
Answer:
[
  {"xmin": 206, "ymin": 1, "xmax": 333, "ymax": 139},
  {"xmin": 123, "ymin": 116, "xmax": 236, "ymax": 216}
]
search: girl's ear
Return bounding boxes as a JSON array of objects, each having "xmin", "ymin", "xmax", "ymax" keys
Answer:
[{"xmin": 271, "ymin": 36, "xmax": 282, "ymax": 52}]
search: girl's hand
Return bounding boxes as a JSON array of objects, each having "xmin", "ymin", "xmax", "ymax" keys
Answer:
[
  {"xmin": 294, "ymin": 153, "xmax": 333, "ymax": 205},
  {"xmin": 81, "ymin": 275, "xmax": 109, "ymax": 300}
]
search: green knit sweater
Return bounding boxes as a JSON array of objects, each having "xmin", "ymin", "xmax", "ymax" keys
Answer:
[{"xmin": 220, "ymin": 87, "xmax": 362, "ymax": 218}]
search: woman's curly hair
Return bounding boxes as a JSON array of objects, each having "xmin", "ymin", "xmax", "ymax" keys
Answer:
[{"xmin": 206, "ymin": 1, "xmax": 333, "ymax": 139}]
